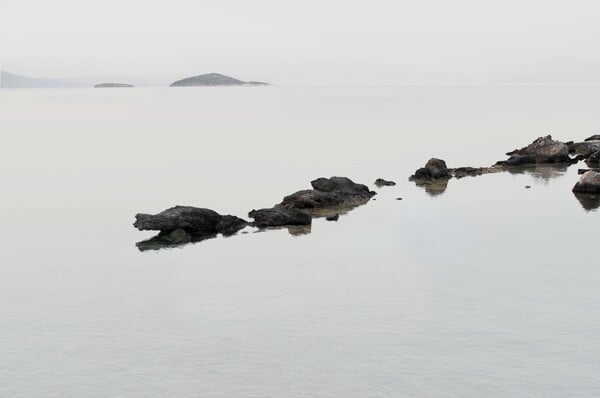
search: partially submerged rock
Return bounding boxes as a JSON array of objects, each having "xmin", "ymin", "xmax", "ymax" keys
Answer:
[
  {"xmin": 248, "ymin": 208, "xmax": 311, "ymax": 228},
  {"xmin": 134, "ymin": 206, "xmax": 247, "ymax": 249},
  {"xmin": 450, "ymin": 166, "xmax": 503, "ymax": 179},
  {"xmin": 498, "ymin": 135, "xmax": 573, "ymax": 165},
  {"xmin": 410, "ymin": 158, "xmax": 450, "ymax": 180},
  {"xmin": 280, "ymin": 177, "xmax": 376, "ymax": 211},
  {"xmin": 572, "ymin": 171, "xmax": 600, "ymax": 194},
  {"xmin": 375, "ymin": 178, "xmax": 396, "ymax": 187}
]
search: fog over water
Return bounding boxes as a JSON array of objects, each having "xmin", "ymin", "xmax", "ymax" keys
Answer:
[{"xmin": 2, "ymin": 0, "xmax": 600, "ymax": 84}]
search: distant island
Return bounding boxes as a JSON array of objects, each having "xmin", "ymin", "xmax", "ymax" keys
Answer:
[
  {"xmin": 169, "ymin": 73, "xmax": 269, "ymax": 87},
  {"xmin": 94, "ymin": 83, "xmax": 134, "ymax": 88}
]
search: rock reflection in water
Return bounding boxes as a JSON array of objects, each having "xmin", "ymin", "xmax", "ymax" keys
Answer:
[
  {"xmin": 573, "ymin": 192, "xmax": 600, "ymax": 211},
  {"xmin": 414, "ymin": 179, "xmax": 449, "ymax": 196},
  {"xmin": 504, "ymin": 164, "xmax": 568, "ymax": 183}
]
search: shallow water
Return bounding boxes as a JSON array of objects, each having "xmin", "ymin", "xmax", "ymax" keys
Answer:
[{"xmin": 1, "ymin": 86, "xmax": 599, "ymax": 397}]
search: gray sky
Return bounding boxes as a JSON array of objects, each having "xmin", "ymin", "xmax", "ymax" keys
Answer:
[{"xmin": 1, "ymin": 0, "xmax": 600, "ymax": 84}]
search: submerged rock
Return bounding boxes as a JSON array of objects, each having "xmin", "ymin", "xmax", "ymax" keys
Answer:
[
  {"xmin": 498, "ymin": 135, "xmax": 572, "ymax": 165},
  {"xmin": 248, "ymin": 208, "xmax": 312, "ymax": 228},
  {"xmin": 572, "ymin": 171, "xmax": 600, "ymax": 194},
  {"xmin": 375, "ymin": 178, "xmax": 396, "ymax": 187},
  {"xmin": 410, "ymin": 158, "xmax": 450, "ymax": 180},
  {"xmin": 280, "ymin": 177, "xmax": 376, "ymax": 211}
]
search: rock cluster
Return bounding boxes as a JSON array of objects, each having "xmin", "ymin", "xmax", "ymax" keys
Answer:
[{"xmin": 134, "ymin": 177, "xmax": 376, "ymax": 250}]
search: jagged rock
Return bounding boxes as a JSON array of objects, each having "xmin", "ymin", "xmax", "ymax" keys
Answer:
[
  {"xmin": 584, "ymin": 135, "xmax": 600, "ymax": 142},
  {"xmin": 375, "ymin": 178, "xmax": 396, "ymax": 187},
  {"xmin": 280, "ymin": 177, "xmax": 376, "ymax": 210},
  {"xmin": 573, "ymin": 171, "xmax": 600, "ymax": 194},
  {"xmin": 498, "ymin": 135, "xmax": 572, "ymax": 165},
  {"xmin": 248, "ymin": 208, "xmax": 312, "ymax": 228},
  {"xmin": 452, "ymin": 167, "xmax": 484, "ymax": 179},
  {"xmin": 410, "ymin": 158, "xmax": 450, "ymax": 180}
]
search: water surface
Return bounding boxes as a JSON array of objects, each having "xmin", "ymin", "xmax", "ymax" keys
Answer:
[{"xmin": 1, "ymin": 86, "xmax": 599, "ymax": 397}]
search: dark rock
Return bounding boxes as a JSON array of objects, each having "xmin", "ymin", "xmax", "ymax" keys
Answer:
[
  {"xmin": 170, "ymin": 73, "xmax": 269, "ymax": 87},
  {"xmin": 134, "ymin": 206, "xmax": 222, "ymax": 233},
  {"xmin": 525, "ymin": 186, "xmax": 531, "ymax": 189},
  {"xmin": 396, "ymin": 197, "xmax": 403, "ymax": 200},
  {"xmin": 410, "ymin": 158, "xmax": 450, "ymax": 180},
  {"xmin": 216, "ymin": 215, "xmax": 248, "ymax": 236},
  {"xmin": 584, "ymin": 135, "xmax": 600, "ymax": 142},
  {"xmin": 326, "ymin": 214, "xmax": 340, "ymax": 221},
  {"xmin": 248, "ymin": 207, "xmax": 312, "ymax": 228},
  {"xmin": 452, "ymin": 167, "xmax": 483, "ymax": 179},
  {"xmin": 375, "ymin": 178, "xmax": 396, "ymax": 187},
  {"xmin": 280, "ymin": 177, "xmax": 376, "ymax": 211},
  {"xmin": 585, "ymin": 151, "xmax": 600, "ymax": 166},
  {"xmin": 501, "ymin": 135, "xmax": 572, "ymax": 165},
  {"xmin": 568, "ymin": 141, "xmax": 600, "ymax": 157},
  {"xmin": 573, "ymin": 171, "xmax": 600, "ymax": 194}
]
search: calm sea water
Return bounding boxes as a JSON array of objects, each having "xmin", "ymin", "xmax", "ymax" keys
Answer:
[{"xmin": 1, "ymin": 86, "xmax": 599, "ymax": 397}]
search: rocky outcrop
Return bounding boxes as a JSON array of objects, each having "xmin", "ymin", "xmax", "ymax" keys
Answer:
[
  {"xmin": 410, "ymin": 158, "xmax": 451, "ymax": 180},
  {"xmin": 280, "ymin": 177, "xmax": 376, "ymax": 210},
  {"xmin": 584, "ymin": 135, "xmax": 600, "ymax": 142},
  {"xmin": 169, "ymin": 73, "xmax": 269, "ymax": 87},
  {"xmin": 248, "ymin": 208, "xmax": 312, "ymax": 228},
  {"xmin": 498, "ymin": 135, "xmax": 573, "ymax": 165},
  {"xmin": 94, "ymin": 83, "xmax": 134, "ymax": 88},
  {"xmin": 134, "ymin": 206, "xmax": 247, "ymax": 249},
  {"xmin": 375, "ymin": 178, "xmax": 396, "ymax": 187},
  {"xmin": 572, "ymin": 171, "xmax": 600, "ymax": 194}
]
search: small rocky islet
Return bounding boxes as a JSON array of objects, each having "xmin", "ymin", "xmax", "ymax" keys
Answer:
[
  {"xmin": 94, "ymin": 83, "xmax": 134, "ymax": 88},
  {"xmin": 134, "ymin": 135, "xmax": 600, "ymax": 250},
  {"xmin": 169, "ymin": 73, "xmax": 268, "ymax": 87}
]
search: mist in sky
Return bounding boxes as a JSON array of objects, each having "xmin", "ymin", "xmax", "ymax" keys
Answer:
[{"xmin": 1, "ymin": 0, "xmax": 600, "ymax": 85}]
